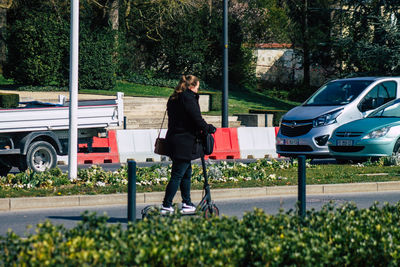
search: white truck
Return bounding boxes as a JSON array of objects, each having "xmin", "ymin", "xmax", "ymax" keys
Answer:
[{"xmin": 0, "ymin": 92, "xmax": 124, "ymax": 176}]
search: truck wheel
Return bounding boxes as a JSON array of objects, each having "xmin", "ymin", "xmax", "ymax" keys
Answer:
[{"xmin": 20, "ymin": 141, "xmax": 57, "ymax": 172}]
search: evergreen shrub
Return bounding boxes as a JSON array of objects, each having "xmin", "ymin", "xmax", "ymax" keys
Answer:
[
  {"xmin": 201, "ymin": 91, "xmax": 222, "ymax": 111},
  {"xmin": 2, "ymin": 203, "xmax": 400, "ymax": 266},
  {"xmin": 0, "ymin": 93, "xmax": 19, "ymax": 108},
  {"xmin": 4, "ymin": 7, "xmax": 69, "ymax": 86},
  {"xmin": 79, "ymin": 27, "xmax": 117, "ymax": 90},
  {"xmin": 4, "ymin": 1, "xmax": 116, "ymax": 91}
]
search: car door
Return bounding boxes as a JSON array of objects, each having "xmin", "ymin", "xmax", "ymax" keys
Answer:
[{"xmin": 358, "ymin": 81, "xmax": 397, "ymax": 117}]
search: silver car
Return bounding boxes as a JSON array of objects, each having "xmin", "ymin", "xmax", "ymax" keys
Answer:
[{"xmin": 276, "ymin": 77, "xmax": 400, "ymax": 158}]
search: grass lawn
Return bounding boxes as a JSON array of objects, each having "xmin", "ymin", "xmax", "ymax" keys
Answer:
[
  {"xmin": 82, "ymin": 81, "xmax": 299, "ymax": 114},
  {"xmin": 211, "ymin": 89, "xmax": 298, "ymax": 115},
  {"xmin": 81, "ymin": 81, "xmax": 175, "ymax": 98},
  {"xmin": 0, "ymin": 76, "xmax": 300, "ymax": 114}
]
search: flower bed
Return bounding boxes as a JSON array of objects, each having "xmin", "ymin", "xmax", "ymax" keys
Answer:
[
  {"xmin": 0, "ymin": 159, "xmax": 296, "ymax": 191},
  {"xmin": 1, "ymin": 158, "xmax": 400, "ymax": 198}
]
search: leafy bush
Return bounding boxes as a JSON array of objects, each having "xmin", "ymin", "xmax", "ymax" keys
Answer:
[
  {"xmin": 4, "ymin": 5, "xmax": 69, "ymax": 86},
  {"xmin": 272, "ymin": 111, "xmax": 288, "ymax": 126},
  {"xmin": 4, "ymin": 0, "xmax": 116, "ymax": 90},
  {"xmin": 2, "ymin": 202, "xmax": 400, "ymax": 265},
  {"xmin": 79, "ymin": 26, "xmax": 117, "ymax": 90},
  {"xmin": 201, "ymin": 91, "xmax": 222, "ymax": 111},
  {"xmin": 249, "ymin": 109, "xmax": 288, "ymax": 126},
  {"xmin": 124, "ymin": 72, "xmax": 214, "ymax": 91},
  {"xmin": 0, "ymin": 93, "xmax": 19, "ymax": 108}
]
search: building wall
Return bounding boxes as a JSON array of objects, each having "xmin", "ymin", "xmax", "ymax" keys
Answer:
[{"xmin": 254, "ymin": 45, "xmax": 327, "ymax": 86}]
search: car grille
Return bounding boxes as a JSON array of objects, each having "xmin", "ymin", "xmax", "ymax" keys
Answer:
[
  {"xmin": 335, "ymin": 132, "xmax": 363, "ymax": 137},
  {"xmin": 277, "ymin": 145, "xmax": 313, "ymax": 152},
  {"xmin": 280, "ymin": 120, "xmax": 313, "ymax": 137},
  {"xmin": 329, "ymin": 146, "xmax": 365, "ymax": 152}
]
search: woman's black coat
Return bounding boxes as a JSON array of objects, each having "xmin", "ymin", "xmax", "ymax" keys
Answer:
[{"xmin": 166, "ymin": 89, "xmax": 215, "ymax": 161}]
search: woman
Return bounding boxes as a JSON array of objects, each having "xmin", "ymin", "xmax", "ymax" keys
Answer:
[{"xmin": 162, "ymin": 75, "xmax": 216, "ymax": 214}]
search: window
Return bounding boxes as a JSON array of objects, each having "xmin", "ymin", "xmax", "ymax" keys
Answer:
[{"xmin": 359, "ymin": 81, "xmax": 397, "ymax": 112}]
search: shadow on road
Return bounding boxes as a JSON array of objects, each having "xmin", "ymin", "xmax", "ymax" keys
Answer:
[{"xmin": 48, "ymin": 215, "xmax": 129, "ymax": 224}]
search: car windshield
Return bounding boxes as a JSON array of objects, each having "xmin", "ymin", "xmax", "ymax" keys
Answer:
[
  {"xmin": 368, "ymin": 100, "xmax": 400, "ymax": 118},
  {"xmin": 304, "ymin": 80, "xmax": 373, "ymax": 106}
]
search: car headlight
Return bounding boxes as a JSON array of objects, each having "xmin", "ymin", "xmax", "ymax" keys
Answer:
[
  {"xmin": 362, "ymin": 126, "xmax": 391, "ymax": 139},
  {"xmin": 313, "ymin": 109, "xmax": 342, "ymax": 127}
]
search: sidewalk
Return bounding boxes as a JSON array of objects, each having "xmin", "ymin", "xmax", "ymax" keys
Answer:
[{"xmin": 1, "ymin": 181, "xmax": 400, "ymax": 212}]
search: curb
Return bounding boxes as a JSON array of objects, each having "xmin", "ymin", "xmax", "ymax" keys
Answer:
[{"xmin": 1, "ymin": 181, "xmax": 400, "ymax": 212}]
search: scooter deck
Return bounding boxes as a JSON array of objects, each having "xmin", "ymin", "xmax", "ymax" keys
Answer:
[{"xmin": 179, "ymin": 210, "xmax": 197, "ymax": 215}]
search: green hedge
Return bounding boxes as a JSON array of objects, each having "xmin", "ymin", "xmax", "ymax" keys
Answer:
[
  {"xmin": 201, "ymin": 91, "xmax": 222, "ymax": 111},
  {"xmin": 249, "ymin": 109, "xmax": 288, "ymax": 126},
  {"xmin": 4, "ymin": 1, "xmax": 116, "ymax": 90},
  {"xmin": 0, "ymin": 93, "xmax": 19, "ymax": 108},
  {"xmin": 124, "ymin": 72, "xmax": 215, "ymax": 91},
  {"xmin": 2, "ymin": 202, "xmax": 400, "ymax": 266}
]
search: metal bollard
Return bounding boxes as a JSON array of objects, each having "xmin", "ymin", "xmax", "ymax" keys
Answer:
[
  {"xmin": 298, "ymin": 155, "xmax": 306, "ymax": 218},
  {"xmin": 128, "ymin": 160, "xmax": 136, "ymax": 222},
  {"xmin": 123, "ymin": 116, "xmax": 127, "ymax": 130}
]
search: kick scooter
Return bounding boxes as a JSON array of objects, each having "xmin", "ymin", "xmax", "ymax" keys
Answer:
[{"xmin": 141, "ymin": 156, "xmax": 219, "ymax": 219}]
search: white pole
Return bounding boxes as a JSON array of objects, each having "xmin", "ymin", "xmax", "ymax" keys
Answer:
[{"xmin": 68, "ymin": 0, "xmax": 79, "ymax": 180}]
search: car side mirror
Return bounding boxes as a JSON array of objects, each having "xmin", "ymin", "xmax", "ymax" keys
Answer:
[{"xmin": 360, "ymin": 98, "xmax": 375, "ymax": 112}]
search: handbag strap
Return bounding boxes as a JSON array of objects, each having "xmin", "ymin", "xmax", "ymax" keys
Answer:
[{"xmin": 158, "ymin": 109, "xmax": 167, "ymax": 138}]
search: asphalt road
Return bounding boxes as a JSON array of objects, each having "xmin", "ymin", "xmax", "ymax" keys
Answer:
[{"xmin": 1, "ymin": 191, "xmax": 400, "ymax": 237}]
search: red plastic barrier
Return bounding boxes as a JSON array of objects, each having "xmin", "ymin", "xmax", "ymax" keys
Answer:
[
  {"xmin": 77, "ymin": 130, "xmax": 120, "ymax": 164},
  {"xmin": 275, "ymin": 127, "xmax": 280, "ymax": 136},
  {"xmin": 274, "ymin": 127, "xmax": 281, "ymax": 158},
  {"xmin": 205, "ymin": 128, "xmax": 240, "ymax": 160}
]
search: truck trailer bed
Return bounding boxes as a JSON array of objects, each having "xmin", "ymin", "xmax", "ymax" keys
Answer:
[{"xmin": 0, "ymin": 92, "xmax": 124, "ymax": 133}]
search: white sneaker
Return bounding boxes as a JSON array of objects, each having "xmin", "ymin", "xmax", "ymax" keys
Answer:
[
  {"xmin": 181, "ymin": 203, "xmax": 196, "ymax": 213},
  {"xmin": 161, "ymin": 205, "xmax": 174, "ymax": 215}
]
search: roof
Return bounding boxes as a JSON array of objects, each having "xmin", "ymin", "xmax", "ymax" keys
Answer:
[
  {"xmin": 255, "ymin": 43, "xmax": 292, "ymax": 49},
  {"xmin": 333, "ymin": 77, "xmax": 400, "ymax": 82}
]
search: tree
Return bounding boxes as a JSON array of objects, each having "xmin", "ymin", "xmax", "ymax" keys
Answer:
[
  {"xmin": 230, "ymin": 0, "xmax": 290, "ymax": 44},
  {"xmin": 284, "ymin": 0, "xmax": 335, "ymax": 88},
  {"xmin": 119, "ymin": 0, "xmax": 260, "ymax": 88},
  {"xmin": 331, "ymin": 0, "xmax": 400, "ymax": 77}
]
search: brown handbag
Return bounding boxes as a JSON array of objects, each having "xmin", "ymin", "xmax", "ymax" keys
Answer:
[{"xmin": 154, "ymin": 110, "xmax": 169, "ymax": 156}]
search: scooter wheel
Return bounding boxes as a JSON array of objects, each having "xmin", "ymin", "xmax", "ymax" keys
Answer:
[
  {"xmin": 141, "ymin": 205, "xmax": 159, "ymax": 219},
  {"xmin": 202, "ymin": 204, "xmax": 219, "ymax": 218}
]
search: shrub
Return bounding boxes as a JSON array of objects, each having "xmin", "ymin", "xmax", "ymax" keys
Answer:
[
  {"xmin": 2, "ymin": 202, "xmax": 400, "ymax": 265},
  {"xmin": 4, "ymin": 0, "xmax": 116, "ymax": 90},
  {"xmin": 249, "ymin": 109, "xmax": 288, "ymax": 126},
  {"xmin": 272, "ymin": 111, "xmax": 288, "ymax": 126},
  {"xmin": 79, "ymin": 26, "xmax": 117, "ymax": 90},
  {"xmin": 0, "ymin": 93, "xmax": 19, "ymax": 108},
  {"xmin": 4, "ymin": 6, "xmax": 69, "ymax": 86},
  {"xmin": 124, "ymin": 72, "xmax": 215, "ymax": 91},
  {"xmin": 201, "ymin": 91, "xmax": 222, "ymax": 111}
]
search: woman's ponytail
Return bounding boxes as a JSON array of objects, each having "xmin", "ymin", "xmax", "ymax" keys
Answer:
[{"xmin": 171, "ymin": 75, "xmax": 199, "ymax": 99}]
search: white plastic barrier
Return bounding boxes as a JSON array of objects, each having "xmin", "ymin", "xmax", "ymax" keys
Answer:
[
  {"xmin": 116, "ymin": 129, "xmax": 168, "ymax": 163},
  {"xmin": 237, "ymin": 127, "xmax": 278, "ymax": 159}
]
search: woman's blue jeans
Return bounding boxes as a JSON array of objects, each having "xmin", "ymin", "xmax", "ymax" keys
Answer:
[{"xmin": 163, "ymin": 159, "xmax": 192, "ymax": 208}]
